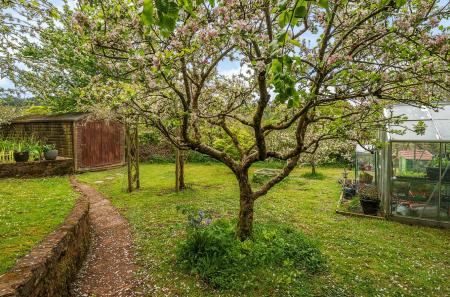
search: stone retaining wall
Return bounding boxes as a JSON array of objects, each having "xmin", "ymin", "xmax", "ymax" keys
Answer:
[
  {"xmin": 0, "ymin": 195, "xmax": 90, "ymax": 297},
  {"xmin": 0, "ymin": 158, "xmax": 74, "ymax": 179}
]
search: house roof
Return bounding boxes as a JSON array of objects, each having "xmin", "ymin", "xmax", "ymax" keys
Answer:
[
  {"xmin": 398, "ymin": 150, "xmax": 433, "ymax": 161},
  {"xmin": 385, "ymin": 103, "xmax": 450, "ymax": 142},
  {"xmin": 11, "ymin": 113, "xmax": 90, "ymax": 123}
]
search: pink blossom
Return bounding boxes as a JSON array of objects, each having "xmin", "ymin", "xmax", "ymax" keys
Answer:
[
  {"xmin": 170, "ymin": 39, "xmax": 183, "ymax": 49},
  {"xmin": 317, "ymin": 12, "xmax": 326, "ymax": 24},
  {"xmin": 429, "ymin": 17, "xmax": 439, "ymax": 27},
  {"xmin": 224, "ymin": 0, "xmax": 236, "ymax": 5},
  {"xmin": 255, "ymin": 61, "xmax": 265, "ymax": 72},
  {"xmin": 326, "ymin": 54, "xmax": 339, "ymax": 66},
  {"xmin": 198, "ymin": 28, "xmax": 218, "ymax": 43},
  {"xmin": 152, "ymin": 56, "xmax": 160, "ymax": 68},
  {"xmin": 233, "ymin": 20, "xmax": 251, "ymax": 31}
]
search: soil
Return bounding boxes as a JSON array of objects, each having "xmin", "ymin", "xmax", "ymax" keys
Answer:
[{"xmin": 70, "ymin": 178, "xmax": 138, "ymax": 297}]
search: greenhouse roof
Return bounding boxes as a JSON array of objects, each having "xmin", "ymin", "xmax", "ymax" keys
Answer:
[
  {"xmin": 385, "ymin": 103, "xmax": 450, "ymax": 142},
  {"xmin": 355, "ymin": 144, "xmax": 374, "ymax": 154}
]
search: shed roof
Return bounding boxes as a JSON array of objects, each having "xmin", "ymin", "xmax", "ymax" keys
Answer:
[
  {"xmin": 385, "ymin": 103, "xmax": 450, "ymax": 142},
  {"xmin": 398, "ymin": 150, "xmax": 433, "ymax": 161},
  {"xmin": 11, "ymin": 112, "xmax": 89, "ymax": 123}
]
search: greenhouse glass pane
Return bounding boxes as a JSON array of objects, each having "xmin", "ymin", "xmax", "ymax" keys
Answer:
[
  {"xmin": 390, "ymin": 142, "xmax": 440, "ymax": 220},
  {"xmin": 428, "ymin": 105, "xmax": 450, "ymax": 120},
  {"xmin": 433, "ymin": 120, "xmax": 450, "ymax": 141},
  {"xmin": 440, "ymin": 143, "xmax": 450, "ymax": 221},
  {"xmin": 389, "ymin": 105, "xmax": 431, "ymax": 120},
  {"xmin": 389, "ymin": 121, "xmax": 439, "ymax": 141}
]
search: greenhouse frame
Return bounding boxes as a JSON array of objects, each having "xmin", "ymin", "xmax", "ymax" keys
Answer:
[{"xmin": 355, "ymin": 103, "xmax": 450, "ymax": 227}]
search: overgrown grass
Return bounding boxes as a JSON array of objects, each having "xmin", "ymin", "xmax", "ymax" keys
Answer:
[
  {"xmin": 77, "ymin": 164, "xmax": 450, "ymax": 296},
  {"xmin": 177, "ymin": 218, "xmax": 325, "ymax": 291},
  {"xmin": 0, "ymin": 177, "xmax": 78, "ymax": 274}
]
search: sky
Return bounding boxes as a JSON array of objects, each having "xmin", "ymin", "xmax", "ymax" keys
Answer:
[{"xmin": 1, "ymin": 1, "xmax": 449, "ymax": 93}]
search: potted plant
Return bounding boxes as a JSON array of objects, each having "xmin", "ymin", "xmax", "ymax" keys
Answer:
[
  {"xmin": 27, "ymin": 137, "xmax": 44, "ymax": 161},
  {"xmin": 13, "ymin": 140, "xmax": 29, "ymax": 162},
  {"xmin": 43, "ymin": 144, "xmax": 58, "ymax": 160},
  {"xmin": 358, "ymin": 185, "xmax": 380, "ymax": 215}
]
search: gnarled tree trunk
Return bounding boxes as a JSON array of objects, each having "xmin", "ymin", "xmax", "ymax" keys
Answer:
[{"xmin": 237, "ymin": 170, "xmax": 254, "ymax": 241}]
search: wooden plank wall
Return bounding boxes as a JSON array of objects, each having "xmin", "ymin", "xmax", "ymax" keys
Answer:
[
  {"xmin": 75, "ymin": 120, "xmax": 125, "ymax": 171},
  {"xmin": 0, "ymin": 122, "xmax": 74, "ymax": 158}
]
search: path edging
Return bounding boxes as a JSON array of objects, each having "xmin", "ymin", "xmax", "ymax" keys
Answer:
[{"xmin": 0, "ymin": 182, "xmax": 90, "ymax": 297}]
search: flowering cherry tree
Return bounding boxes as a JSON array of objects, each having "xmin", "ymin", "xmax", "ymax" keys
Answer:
[
  {"xmin": 73, "ymin": 0, "xmax": 449, "ymax": 240},
  {"xmin": 3, "ymin": 0, "xmax": 449, "ymax": 240}
]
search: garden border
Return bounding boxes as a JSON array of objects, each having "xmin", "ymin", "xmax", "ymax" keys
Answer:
[
  {"xmin": 0, "ymin": 187, "xmax": 90, "ymax": 297},
  {"xmin": 0, "ymin": 158, "xmax": 74, "ymax": 179}
]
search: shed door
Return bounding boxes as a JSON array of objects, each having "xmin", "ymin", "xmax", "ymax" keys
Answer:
[{"xmin": 79, "ymin": 121, "xmax": 123, "ymax": 169}]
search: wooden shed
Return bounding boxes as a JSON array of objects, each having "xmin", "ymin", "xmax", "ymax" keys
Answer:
[{"xmin": 0, "ymin": 113, "xmax": 125, "ymax": 171}]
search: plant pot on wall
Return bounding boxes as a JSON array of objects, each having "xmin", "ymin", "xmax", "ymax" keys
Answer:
[
  {"xmin": 13, "ymin": 151, "xmax": 29, "ymax": 162},
  {"xmin": 44, "ymin": 150, "xmax": 58, "ymax": 161}
]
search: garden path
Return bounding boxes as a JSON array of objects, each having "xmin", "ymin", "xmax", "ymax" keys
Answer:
[{"xmin": 69, "ymin": 178, "xmax": 138, "ymax": 297}]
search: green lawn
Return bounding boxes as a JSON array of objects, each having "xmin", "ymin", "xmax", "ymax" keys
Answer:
[
  {"xmin": 0, "ymin": 177, "xmax": 78, "ymax": 275},
  {"xmin": 77, "ymin": 163, "xmax": 450, "ymax": 297}
]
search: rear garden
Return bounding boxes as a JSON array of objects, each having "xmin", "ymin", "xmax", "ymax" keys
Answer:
[
  {"xmin": 77, "ymin": 163, "xmax": 450, "ymax": 297},
  {"xmin": 0, "ymin": 177, "xmax": 78, "ymax": 274}
]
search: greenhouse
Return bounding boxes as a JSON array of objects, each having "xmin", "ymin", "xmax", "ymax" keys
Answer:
[{"xmin": 355, "ymin": 103, "xmax": 450, "ymax": 227}]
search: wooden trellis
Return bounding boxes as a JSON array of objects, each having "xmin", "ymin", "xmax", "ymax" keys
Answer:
[{"xmin": 125, "ymin": 123, "xmax": 140, "ymax": 192}]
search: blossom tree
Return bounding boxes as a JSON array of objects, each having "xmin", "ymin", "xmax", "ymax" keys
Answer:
[
  {"xmin": 72, "ymin": 0, "xmax": 449, "ymax": 240},
  {"xmin": 4, "ymin": 0, "xmax": 448, "ymax": 240}
]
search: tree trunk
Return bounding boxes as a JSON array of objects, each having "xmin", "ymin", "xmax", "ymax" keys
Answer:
[
  {"xmin": 237, "ymin": 171, "xmax": 254, "ymax": 241},
  {"xmin": 175, "ymin": 148, "xmax": 186, "ymax": 191},
  {"xmin": 311, "ymin": 161, "xmax": 316, "ymax": 175}
]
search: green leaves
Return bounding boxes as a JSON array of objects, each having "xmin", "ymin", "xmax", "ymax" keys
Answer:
[
  {"xmin": 278, "ymin": 0, "xmax": 308, "ymax": 28},
  {"xmin": 395, "ymin": 0, "xmax": 407, "ymax": 7},
  {"xmin": 318, "ymin": 0, "xmax": 329, "ymax": 9},
  {"xmin": 294, "ymin": 5, "xmax": 307, "ymax": 18},
  {"xmin": 155, "ymin": 0, "xmax": 180, "ymax": 36},
  {"xmin": 380, "ymin": 0, "xmax": 406, "ymax": 8},
  {"xmin": 141, "ymin": 0, "xmax": 216, "ymax": 36},
  {"xmin": 270, "ymin": 56, "xmax": 300, "ymax": 108},
  {"xmin": 141, "ymin": 0, "xmax": 154, "ymax": 25},
  {"xmin": 141, "ymin": 0, "xmax": 181, "ymax": 37}
]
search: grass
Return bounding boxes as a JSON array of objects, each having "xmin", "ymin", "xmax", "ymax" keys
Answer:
[
  {"xmin": 0, "ymin": 177, "xmax": 78, "ymax": 275},
  {"xmin": 77, "ymin": 163, "xmax": 450, "ymax": 296}
]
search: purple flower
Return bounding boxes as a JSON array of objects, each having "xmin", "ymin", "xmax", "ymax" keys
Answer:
[{"xmin": 198, "ymin": 210, "xmax": 205, "ymax": 219}]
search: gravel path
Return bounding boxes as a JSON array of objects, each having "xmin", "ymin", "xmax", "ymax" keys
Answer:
[{"xmin": 70, "ymin": 178, "xmax": 138, "ymax": 297}]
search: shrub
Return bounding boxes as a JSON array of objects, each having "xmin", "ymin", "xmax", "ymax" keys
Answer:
[
  {"xmin": 176, "ymin": 217, "xmax": 326, "ymax": 291},
  {"xmin": 138, "ymin": 130, "xmax": 161, "ymax": 145},
  {"xmin": 358, "ymin": 185, "xmax": 380, "ymax": 201},
  {"xmin": 301, "ymin": 172, "xmax": 325, "ymax": 180}
]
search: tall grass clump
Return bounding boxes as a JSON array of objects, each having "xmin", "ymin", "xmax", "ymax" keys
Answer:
[{"xmin": 176, "ymin": 206, "xmax": 326, "ymax": 292}]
